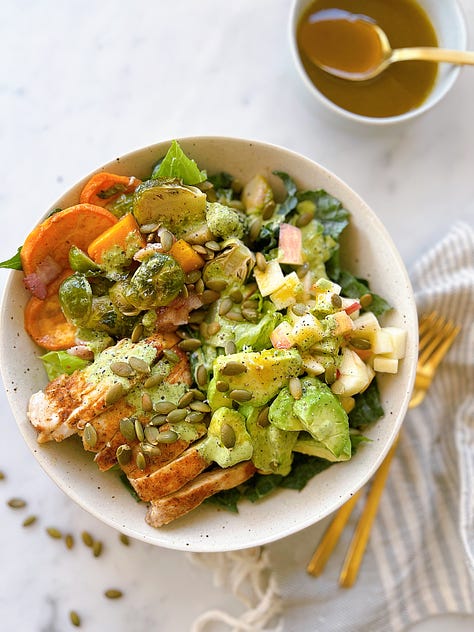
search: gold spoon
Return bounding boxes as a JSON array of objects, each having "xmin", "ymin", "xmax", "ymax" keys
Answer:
[{"xmin": 307, "ymin": 18, "xmax": 474, "ymax": 81}]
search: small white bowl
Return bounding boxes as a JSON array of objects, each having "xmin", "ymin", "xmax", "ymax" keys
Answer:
[
  {"xmin": 290, "ymin": 0, "xmax": 467, "ymax": 125},
  {"xmin": 0, "ymin": 137, "xmax": 418, "ymax": 551}
]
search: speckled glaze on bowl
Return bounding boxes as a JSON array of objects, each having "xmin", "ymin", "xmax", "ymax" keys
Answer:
[{"xmin": 0, "ymin": 137, "xmax": 417, "ymax": 552}]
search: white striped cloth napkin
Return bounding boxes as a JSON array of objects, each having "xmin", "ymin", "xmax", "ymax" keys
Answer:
[{"xmin": 190, "ymin": 222, "xmax": 473, "ymax": 632}]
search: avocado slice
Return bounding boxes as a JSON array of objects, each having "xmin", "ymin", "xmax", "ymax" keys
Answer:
[
  {"xmin": 133, "ymin": 180, "xmax": 207, "ymax": 238},
  {"xmin": 198, "ymin": 407, "xmax": 253, "ymax": 468},
  {"xmin": 208, "ymin": 349, "xmax": 303, "ymax": 410},
  {"xmin": 293, "ymin": 377, "xmax": 351, "ymax": 461},
  {"xmin": 294, "ymin": 432, "xmax": 351, "ymax": 462},
  {"xmin": 268, "ymin": 387, "xmax": 305, "ymax": 431},
  {"xmin": 242, "ymin": 405, "xmax": 298, "ymax": 476}
]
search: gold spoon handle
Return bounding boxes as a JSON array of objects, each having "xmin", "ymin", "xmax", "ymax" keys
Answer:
[{"xmin": 391, "ymin": 47, "xmax": 474, "ymax": 66}]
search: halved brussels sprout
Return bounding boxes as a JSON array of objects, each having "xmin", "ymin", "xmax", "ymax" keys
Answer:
[
  {"xmin": 59, "ymin": 273, "xmax": 92, "ymax": 326},
  {"xmin": 125, "ymin": 253, "xmax": 185, "ymax": 310}
]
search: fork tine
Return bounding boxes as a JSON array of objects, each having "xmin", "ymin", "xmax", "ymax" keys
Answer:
[
  {"xmin": 417, "ymin": 312, "xmax": 440, "ymax": 354},
  {"xmin": 419, "ymin": 324, "xmax": 460, "ymax": 371},
  {"xmin": 418, "ymin": 319, "xmax": 459, "ymax": 365}
]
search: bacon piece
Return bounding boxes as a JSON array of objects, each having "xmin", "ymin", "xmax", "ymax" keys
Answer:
[
  {"xmin": 23, "ymin": 255, "xmax": 62, "ymax": 298},
  {"xmin": 155, "ymin": 292, "xmax": 203, "ymax": 332}
]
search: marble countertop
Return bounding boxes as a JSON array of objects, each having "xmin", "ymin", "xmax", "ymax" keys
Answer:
[{"xmin": 0, "ymin": 1, "xmax": 473, "ymax": 630}]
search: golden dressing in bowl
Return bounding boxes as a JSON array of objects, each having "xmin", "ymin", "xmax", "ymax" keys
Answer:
[{"xmin": 296, "ymin": 0, "xmax": 439, "ymax": 118}]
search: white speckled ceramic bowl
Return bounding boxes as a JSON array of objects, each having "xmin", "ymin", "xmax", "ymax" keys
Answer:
[
  {"xmin": 0, "ymin": 137, "xmax": 417, "ymax": 551},
  {"xmin": 290, "ymin": 0, "xmax": 467, "ymax": 125}
]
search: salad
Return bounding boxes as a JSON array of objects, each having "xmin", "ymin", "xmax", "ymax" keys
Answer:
[{"xmin": 2, "ymin": 141, "xmax": 406, "ymax": 527}]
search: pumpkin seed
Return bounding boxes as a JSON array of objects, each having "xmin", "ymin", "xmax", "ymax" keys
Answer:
[
  {"xmin": 195, "ymin": 278, "xmax": 205, "ymax": 295},
  {"xmin": 119, "ymin": 417, "xmax": 136, "ymax": 442},
  {"xmin": 196, "ymin": 364, "xmax": 208, "ymax": 387},
  {"xmin": 207, "ymin": 321, "xmax": 221, "ymax": 335},
  {"xmin": 180, "ymin": 284, "xmax": 189, "ymax": 299},
  {"xmin": 144, "ymin": 373, "xmax": 165, "ymax": 389},
  {"xmin": 136, "ymin": 451, "xmax": 147, "ymax": 470},
  {"xmin": 226, "ymin": 310, "xmax": 244, "ymax": 322},
  {"xmin": 129, "ymin": 356, "xmax": 150, "ymax": 374},
  {"xmin": 199, "ymin": 322, "xmax": 209, "ymax": 338},
  {"xmin": 331, "ymin": 293, "xmax": 343, "ymax": 309},
  {"xmin": 360, "ymin": 293, "xmax": 373, "ymax": 308},
  {"xmin": 218, "ymin": 297, "xmax": 233, "ymax": 316},
  {"xmin": 291, "ymin": 303, "xmax": 308, "ymax": 316},
  {"xmin": 150, "ymin": 414, "xmax": 168, "ymax": 426},
  {"xmin": 178, "ymin": 338, "xmax": 202, "ymax": 352},
  {"xmin": 159, "ymin": 228, "xmax": 174, "ymax": 252},
  {"xmin": 69, "ymin": 610, "xmax": 81, "ymax": 627},
  {"xmin": 202, "ymin": 289, "xmax": 220, "ymax": 304},
  {"xmin": 83, "ymin": 422, "xmax": 98, "ymax": 448},
  {"xmin": 189, "ymin": 401, "xmax": 211, "ymax": 413},
  {"xmin": 134, "ymin": 419, "xmax": 145, "ymax": 442},
  {"xmin": 140, "ymin": 222, "xmax": 160, "ymax": 234},
  {"xmin": 154, "ymin": 401, "xmax": 176, "ymax": 414},
  {"xmin": 177, "ymin": 391, "xmax": 194, "ymax": 408},
  {"xmin": 249, "ymin": 217, "xmax": 262, "ymax": 242},
  {"xmin": 350, "ymin": 337, "xmax": 372, "ymax": 350},
  {"xmin": 296, "ymin": 210, "xmax": 314, "ymax": 227},
  {"xmin": 216, "ymin": 380, "xmax": 229, "ymax": 392},
  {"xmin": 242, "ymin": 308, "xmax": 259, "ymax": 323},
  {"xmin": 93, "ymin": 540, "xmax": 103, "ymax": 557},
  {"xmin": 229, "ymin": 389, "xmax": 252, "ymax": 403},
  {"xmin": 228, "ymin": 199, "xmax": 245, "ymax": 210},
  {"xmin": 221, "ymin": 423, "xmax": 236, "ymax": 448},
  {"xmin": 105, "ymin": 383, "xmax": 124, "ymax": 405},
  {"xmin": 224, "ymin": 340, "xmax": 237, "ymax": 355},
  {"xmin": 81, "ymin": 531, "xmax": 93, "ymax": 547},
  {"xmin": 185, "ymin": 269, "xmax": 202, "ymax": 284},
  {"xmin": 190, "ymin": 388, "xmax": 205, "ymax": 401},
  {"xmin": 163, "ymin": 349, "xmax": 180, "ymax": 364},
  {"xmin": 206, "ymin": 278, "xmax": 227, "ymax": 292},
  {"xmin": 242, "ymin": 299, "xmax": 258, "ymax": 310},
  {"xmin": 192, "ymin": 244, "xmax": 208, "ymax": 255},
  {"xmin": 65, "ymin": 534, "xmax": 74, "ymax": 549},
  {"xmin": 119, "ymin": 533, "xmax": 130, "ymax": 546},
  {"xmin": 116, "ymin": 444, "xmax": 132, "ymax": 466},
  {"xmin": 325, "ymin": 365, "xmax": 337, "ymax": 385},
  {"xmin": 262, "ymin": 200, "xmax": 276, "ymax": 220},
  {"xmin": 256, "ymin": 252, "xmax": 267, "ymax": 272},
  {"xmin": 140, "ymin": 442, "xmax": 161, "ymax": 457},
  {"xmin": 141, "ymin": 392, "xmax": 153, "ymax": 412},
  {"xmin": 22, "ymin": 515, "xmax": 37, "ymax": 527},
  {"xmin": 7, "ymin": 497, "xmax": 26, "ymax": 509},
  {"xmin": 110, "ymin": 361, "xmax": 134, "ymax": 377},
  {"xmin": 105, "ymin": 589, "xmax": 123, "ymax": 600},
  {"xmin": 186, "ymin": 411, "xmax": 205, "ymax": 424},
  {"xmin": 221, "ymin": 361, "xmax": 247, "ymax": 376},
  {"xmin": 229, "ymin": 288, "xmax": 243, "ymax": 303},
  {"xmin": 289, "ymin": 377, "xmax": 303, "ymax": 400},
  {"xmin": 156, "ymin": 429, "xmax": 179, "ymax": 444},
  {"xmin": 47, "ymin": 527, "xmax": 62, "ymax": 539},
  {"xmin": 257, "ymin": 407, "xmax": 270, "ymax": 428},
  {"xmin": 166, "ymin": 408, "xmax": 188, "ymax": 423},
  {"xmin": 131, "ymin": 323, "xmax": 144, "ymax": 343}
]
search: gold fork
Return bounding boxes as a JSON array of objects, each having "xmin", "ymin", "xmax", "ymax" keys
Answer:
[{"xmin": 307, "ymin": 312, "xmax": 460, "ymax": 585}]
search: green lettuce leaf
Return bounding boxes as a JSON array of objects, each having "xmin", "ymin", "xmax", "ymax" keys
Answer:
[
  {"xmin": 40, "ymin": 351, "xmax": 90, "ymax": 381},
  {"xmin": 0, "ymin": 247, "xmax": 22, "ymax": 270},
  {"xmin": 152, "ymin": 140, "xmax": 206, "ymax": 184},
  {"xmin": 349, "ymin": 380, "xmax": 384, "ymax": 429},
  {"xmin": 297, "ymin": 189, "xmax": 349, "ymax": 239},
  {"xmin": 333, "ymin": 270, "xmax": 391, "ymax": 317}
]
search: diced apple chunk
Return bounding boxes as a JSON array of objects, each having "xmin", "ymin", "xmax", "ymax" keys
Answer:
[
  {"xmin": 301, "ymin": 354, "xmax": 325, "ymax": 376},
  {"xmin": 331, "ymin": 311, "xmax": 354, "ymax": 336},
  {"xmin": 373, "ymin": 356, "xmax": 399, "ymax": 374},
  {"xmin": 331, "ymin": 348, "xmax": 373, "ymax": 396},
  {"xmin": 383, "ymin": 327, "xmax": 407, "ymax": 359},
  {"xmin": 278, "ymin": 224, "xmax": 303, "ymax": 265},
  {"xmin": 270, "ymin": 272, "xmax": 302, "ymax": 310},
  {"xmin": 312, "ymin": 278, "xmax": 342, "ymax": 295},
  {"xmin": 352, "ymin": 312, "xmax": 380, "ymax": 340},
  {"xmin": 372, "ymin": 329, "xmax": 394, "ymax": 355},
  {"xmin": 254, "ymin": 260, "xmax": 285, "ymax": 296},
  {"xmin": 292, "ymin": 313, "xmax": 324, "ymax": 350},
  {"xmin": 270, "ymin": 321, "xmax": 294, "ymax": 349},
  {"xmin": 339, "ymin": 396, "xmax": 355, "ymax": 413}
]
